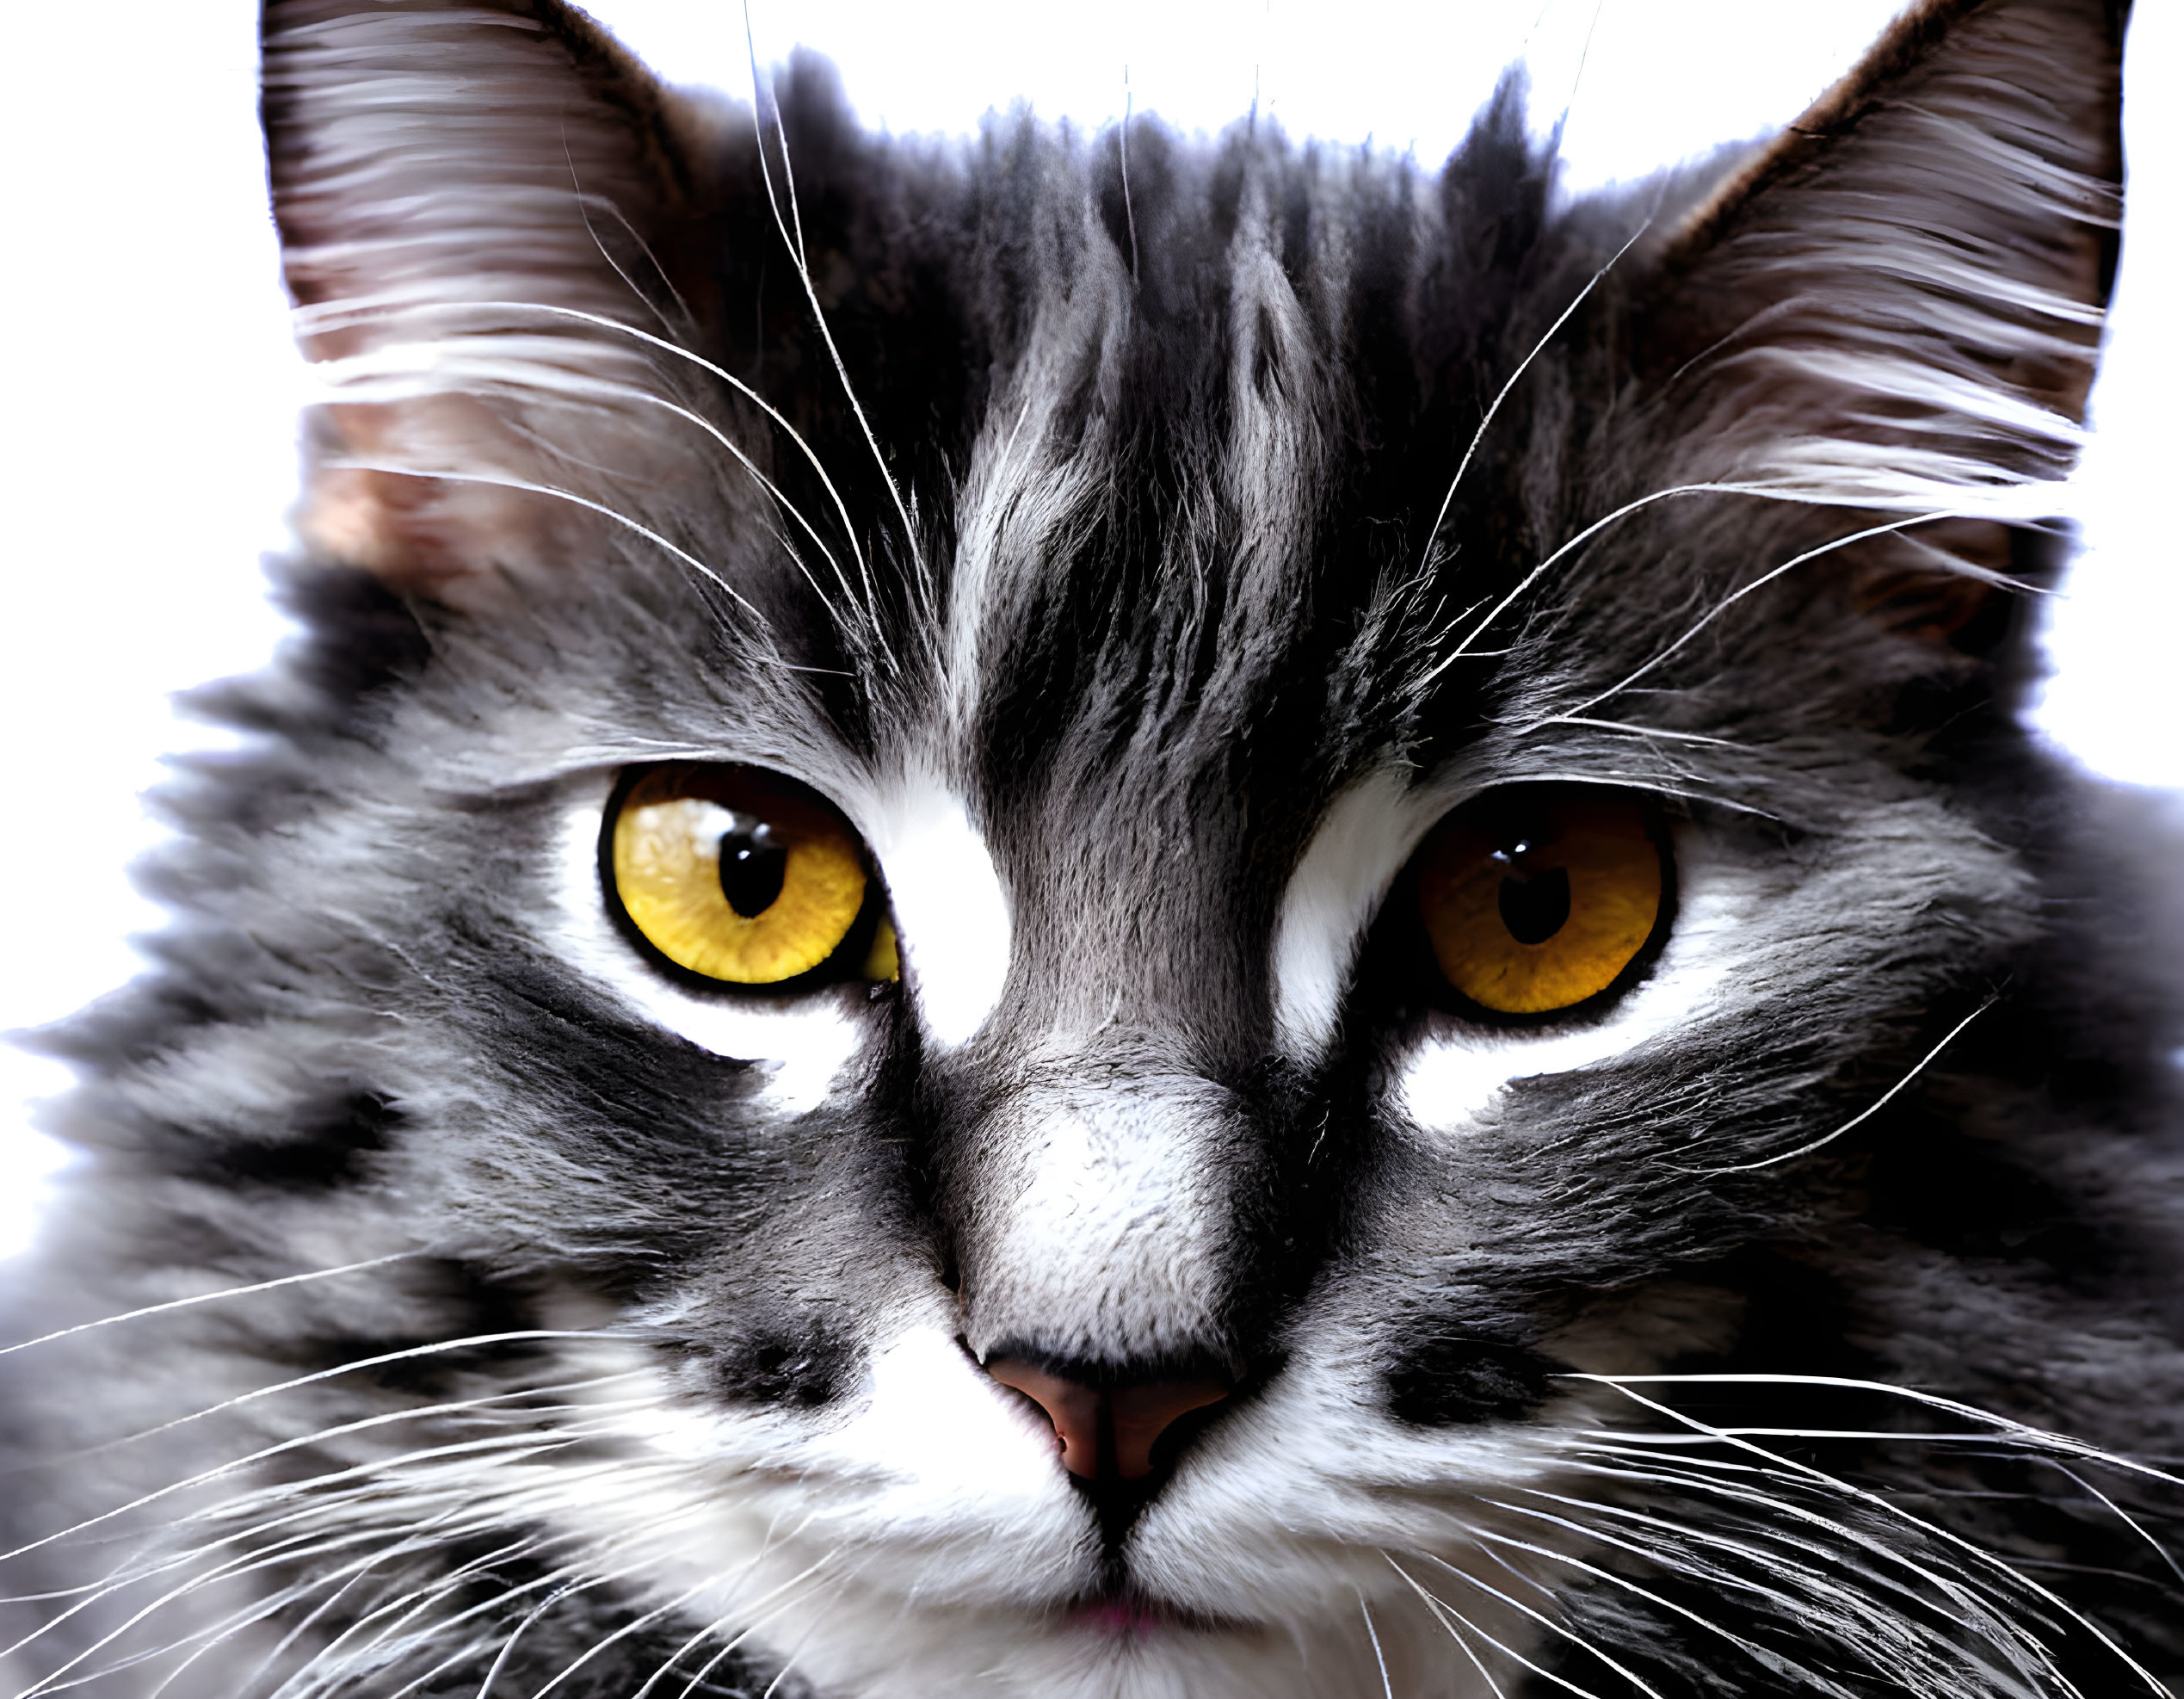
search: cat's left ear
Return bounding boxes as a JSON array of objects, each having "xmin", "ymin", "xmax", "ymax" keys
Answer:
[
  {"xmin": 1634, "ymin": 0, "xmax": 2125, "ymax": 646},
  {"xmin": 262, "ymin": 0, "xmax": 725, "ymax": 600}
]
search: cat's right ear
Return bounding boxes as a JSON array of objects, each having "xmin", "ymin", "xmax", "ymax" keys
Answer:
[{"xmin": 262, "ymin": 0, "xmax": 725, "ymax": 601}]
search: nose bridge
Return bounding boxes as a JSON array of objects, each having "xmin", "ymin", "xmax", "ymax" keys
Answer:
[
  {"xmin": 952, "ymin": 1053, "xmax": 1246, "ymax": 1370},
  {"xmin": 1002, "ymin": 759, "xmax": 1271, "ymax": 1044}
]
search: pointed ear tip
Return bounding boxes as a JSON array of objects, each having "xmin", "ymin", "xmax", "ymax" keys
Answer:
[
  {"xmin": 1786, "ymin": 0, "xmax": 2127, "ymax": 133},
  {"xmin": 258, "ymin": 0, "xmax": 703, "ymax": 293},
  {"xmin": 1664, "ymin": 0, "xmax": 2124, "ymax": 269},
  {"xmin": 260, "ymin": 0, "xmax": 671, "ymax": 115}
]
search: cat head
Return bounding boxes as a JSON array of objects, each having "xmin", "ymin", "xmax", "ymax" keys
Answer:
[{"xmin": 49, "ymin": 0, "xmax": 2152, "ymax": 1691}]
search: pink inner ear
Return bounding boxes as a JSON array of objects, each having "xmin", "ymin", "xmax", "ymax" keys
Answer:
[{"xmin": 294, "ymin": 398, "xmax": 568, "ymax": 598}]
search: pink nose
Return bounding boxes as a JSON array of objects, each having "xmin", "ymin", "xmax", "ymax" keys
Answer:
[{"xmin": 984, "ymin": 1358, "xmax": 1231, "ymax": 1481}]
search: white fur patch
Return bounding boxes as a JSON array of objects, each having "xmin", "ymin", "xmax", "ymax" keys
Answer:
[
  {"xmin": 966, "ymin": 1078, "xmax": 1233, "ymax": 1361},
  {"xmin": 861, "ymin": 769, "xmax": 1013, "ymax": 1048},
  {"xmin": 1270, "ymin": 766, "xmax": 1445, "ymax": 1059}
]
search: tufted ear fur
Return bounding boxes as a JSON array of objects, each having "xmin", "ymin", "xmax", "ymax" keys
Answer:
[
  {"xmin": 262, "ymin": 0, "xmax": 729, "ymax": 599},
  {"xmin": 1634, "ymin": 0, "xmax": 2126, "ymax": 646}
]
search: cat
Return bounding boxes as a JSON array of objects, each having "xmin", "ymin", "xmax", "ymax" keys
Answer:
[{"xmin": 3, "ymin": 0, "xmax": 2180, "ymax": 1694}]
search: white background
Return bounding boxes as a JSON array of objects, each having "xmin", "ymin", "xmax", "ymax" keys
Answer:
[{"xmin": 1, "ymin": 0, "xmax": 2176, "ymax": 1257}]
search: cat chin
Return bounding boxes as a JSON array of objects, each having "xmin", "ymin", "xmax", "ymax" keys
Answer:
[{"xmin": 728, "ymin": 1602, "xmax": 1515, "ymax": 1699}]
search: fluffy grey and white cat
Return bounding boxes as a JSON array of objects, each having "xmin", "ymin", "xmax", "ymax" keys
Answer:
[{"xmin": 4, "ymin": 0, "xmax": 2180, "ymax": 1695}]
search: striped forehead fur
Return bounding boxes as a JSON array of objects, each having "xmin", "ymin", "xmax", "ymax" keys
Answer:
[{"xmin": 266, "ymin": 0, "xmax": 2113, "ymax": 781}]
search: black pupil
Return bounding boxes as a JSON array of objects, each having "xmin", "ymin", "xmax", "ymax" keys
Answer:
[
  {"xmin": 718, "ymin": 819, "xmax": 788, "ymax": 917},
  {"xmin": 1496, "ymin": 862, "xmax": 1571, "ymax": 945}
]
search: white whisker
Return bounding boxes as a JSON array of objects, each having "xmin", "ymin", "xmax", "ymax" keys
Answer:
[
  {"xmin": 1355, "ymin": 1588, "xmax": 1396, "ymax": 1699},
  {"xmin": 565, "ymin": 137, "xmax": 693, "ymax": 338},
  {"xmin": 10, "ymin": 1517, "xmax": 417, "ymax": 1699},
  {"xmin": 627, "ymin": 1507, "xmax": 823, "ymax": 1699},
  {"xmin": 1565, "ymin": 1375, "xmax": 2184, "ymax": 1492},
  {"xmin": 1505, "ymin": 1479, "xmax": 1994, "ymax": 1649},
  {"xmin": 617, "ymin": 388, "xmax": 858, "ymax": 615},
  {"xmin": 59, "ymin": 1368, "xmax": 649, "ymax": 1482},
  {"xmin": 4, "ymin": 1512, "xmax": 405, "ymax": 1669},
  {"xmin": 0, "ymin": 1255, "xmax": 419, "ymax": 1362},
  {"xmin": 1457, "ymin": 1512, "xmax": 1827, "ymax": 1689},
  {"xmin": 2, "ymin": 1344, "xmax": 639, "ymax": 1567},
  {"xmin": 756, "ymin": 1578, "xmax": 841, "ymax": 1699},
  {"xmin": 742, "ymin": 32, "xmax": 923, "ymax": 595},
  {"xmin": 1417, "ymin": 1548, "xmax": 1669, "ymax": 1699},
  {"xmin": 1416, "ymin": 215, "xmax": 1654, "ymax": 576},
  {"xmin": 498, "ymin": 1556, "xmax": 715, "ymax": 1699},
  {"xmin": 226, "ymin": 1514, "xmax": 509, "ymax": 1697},
  {"xmin": 1521, "ymin": 510, "xmax": 1989, "ymax": 736},
  {"xmin": 2049, "ymin": 1465, "xmax": 2184, "ymax": 1591},
  {"xmin": 320, "ymin": 458, "xmax": 769, "ymax": 626},
  {"xmin": 1671, "ymin": 993, "xmax": 1996, "ymax": 1174},
  {"xmin": 669, "ymin": 1548, "xmax": 845, "ymax": 1699},
  {"xmin": 1385, "ymin": 1554, "xmax": 1593, "ymax": 1699},
  {"xmin": 298, "ymin": 295, "xmax": 873, "ymax": 594},
  {"xmin": 1421, "ymin": 482, "xmax": 1810, "ymax": 686},
  {"xmin": 293, "ymin": 1530, "xmax": 566, "ymax": 1694},
  {"xmin": 1572, "ymin": 1377, "xmax": 2171, "ymax": 1694},
  {"xmin": 1522, "ymin": 716, "xmax": 1746, "ymax": 748}
]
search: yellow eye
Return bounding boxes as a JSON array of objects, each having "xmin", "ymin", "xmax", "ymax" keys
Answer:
[
  {"xmin": 1415, "ymin": 788, "xmax": 1669, "ymax": 1017},
  {"xmin": 608, "ymin": 764, "xmax": 877, "ymax": 985}
]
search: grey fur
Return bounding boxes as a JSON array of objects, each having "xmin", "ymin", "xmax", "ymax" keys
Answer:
[{"xmin": 4, "ymin": 0, "xmax": 2180, "ymax": 1695}]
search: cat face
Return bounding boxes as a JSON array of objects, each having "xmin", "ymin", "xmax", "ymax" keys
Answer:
[{"xmin": 13, "ymin": 3, "xmax": 2177, "ymax": 1697}]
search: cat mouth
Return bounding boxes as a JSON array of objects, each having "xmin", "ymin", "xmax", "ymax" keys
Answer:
[{"xmin": 1064, "ymin": 1592, "xmax": 1249, "ymax": 1640}]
